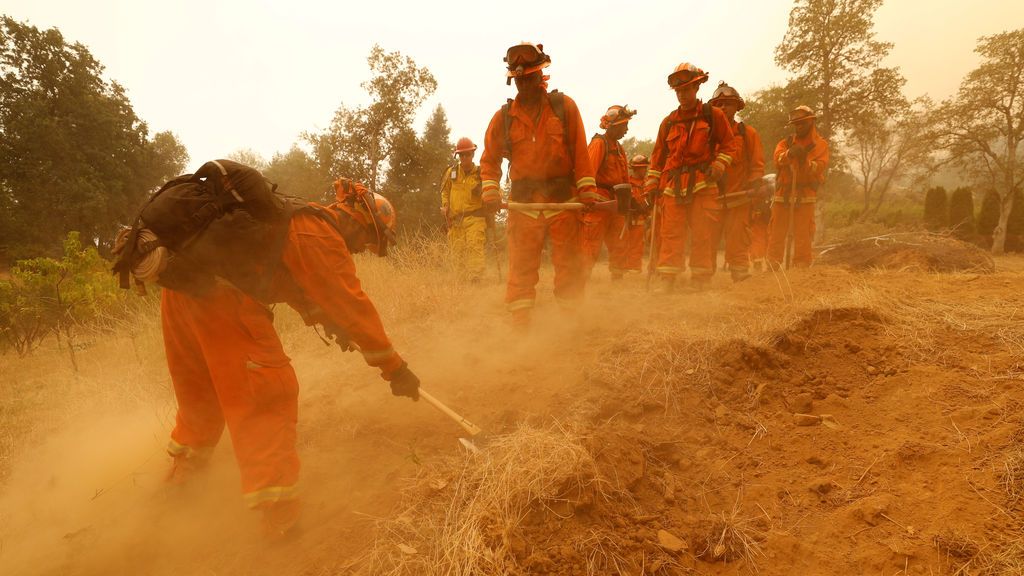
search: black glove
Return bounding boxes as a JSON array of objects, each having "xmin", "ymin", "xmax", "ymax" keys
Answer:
[
  {"xmin": 789, "ymin": 145, "xmax": 809, "ymax": 162},
  {"xmin": 387, "ymin": 363, "xmax": 420, "ymax": 401}
]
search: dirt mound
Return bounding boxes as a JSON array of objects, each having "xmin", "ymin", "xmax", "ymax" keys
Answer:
[
  {"xmin": 360, "ymin": 298, "xmax": 1024, "ymax": 575},
  {"xmin": 817, "ymin": 232, "xmax": 995, "ymax": 273}
]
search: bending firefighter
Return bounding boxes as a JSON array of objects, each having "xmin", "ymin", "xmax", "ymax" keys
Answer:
[
  {"xmin": 479, "ymin": 42, "xmax": 597, "ymax": 327},
  {"xmin": 440, "ymin": 137, "xmax": 488, "ymax": 282},
  {"xmin": 113, "ymin": 161, "xmax": 420, "ymax": 539}
]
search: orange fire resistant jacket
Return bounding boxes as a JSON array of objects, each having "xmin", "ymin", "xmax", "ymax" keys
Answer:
[
  {"xmin": 480, "ymin": 90, "xmax": 598, "ymax": 210},
  {"xmin": 772, "ymin": 127, "xmax": 829, "ymax": 203},
  {"xmin": 647, "ymin": 102, "xmax": 739, "ymax": 199}
]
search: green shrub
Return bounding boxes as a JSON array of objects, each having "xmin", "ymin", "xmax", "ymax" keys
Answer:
[
  {"xmin": 948, "ymin": 187, "xmax": 975, "ymax": 239},
  {"xmin": 923, "ymin": 187, "xmax": 948, "ymax": 232}
]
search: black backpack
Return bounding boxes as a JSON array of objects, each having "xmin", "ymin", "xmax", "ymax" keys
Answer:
[{"xmin": 113, "ymin": 159, "xmax": 287, "ymax": 290}]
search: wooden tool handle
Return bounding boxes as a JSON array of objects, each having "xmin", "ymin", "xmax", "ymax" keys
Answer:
[{"xmin": 419, "ymin": 388, "xmax": 483, "ymax": 437}]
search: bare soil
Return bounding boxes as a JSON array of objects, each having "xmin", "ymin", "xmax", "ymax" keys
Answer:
[{"xmin": 2, "ymin": 254, "xmax": 1024, "ymax": 575}]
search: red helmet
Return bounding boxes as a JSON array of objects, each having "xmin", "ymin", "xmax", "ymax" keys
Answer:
[
  {"xmin": 454, "ymin": 137, "xmax": 477, "ymax": 154},
  {"xmin": 667, "ymin": 62, "xmax": 708, "ymax": 90}
]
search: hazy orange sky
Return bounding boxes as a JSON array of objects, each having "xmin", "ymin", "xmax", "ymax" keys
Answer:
[{"xmin": 5, "ymin": 0, "xmax": 1023, "ymax": 166}]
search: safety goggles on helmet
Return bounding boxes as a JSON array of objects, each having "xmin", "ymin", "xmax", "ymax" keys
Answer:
[
  {"xmin": 667, "ymin": 62, "xmax": 708, "ymax": 90},
  {"xmin": 333, "ymin": 178, "xmax": 396, "ymax": 257},
  {"xmin": 602, "ymin": 105, "xmax": 637, "ymax": 128},
  {"xmin": 504, "ymin": 42, "xmax": 551, "ymax": 84}
]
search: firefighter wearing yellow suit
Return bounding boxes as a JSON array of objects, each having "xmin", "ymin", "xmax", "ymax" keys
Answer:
[{"xmin": 440, "ymin": 137, "xmax": 488, "ymax": 281}]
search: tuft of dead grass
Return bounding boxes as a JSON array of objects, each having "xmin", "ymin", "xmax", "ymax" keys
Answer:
[{"xmin": 360, "ymin": 424, "xmax": 607, "ymax": 576}]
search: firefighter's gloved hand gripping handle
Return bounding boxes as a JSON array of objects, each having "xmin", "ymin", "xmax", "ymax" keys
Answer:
[{"xmin": 387, "ymin": 362, "xmax": 420, "ymax": 400}]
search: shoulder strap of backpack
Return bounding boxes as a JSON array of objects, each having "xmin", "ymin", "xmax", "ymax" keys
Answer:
[
  {"xmin": 502, "ymin": 99, "xmax": 514, "ymax": 160},
  {"xmin": 590, "ymin": 133, "xmax": 609, "ymax": 171},
  {"xmin": 702, "ymin": 102, "xmax": 717, "ymax": 153},
  {"xmin": 549, "ymin": 90, "xmax": 574, "ymax": 162}
]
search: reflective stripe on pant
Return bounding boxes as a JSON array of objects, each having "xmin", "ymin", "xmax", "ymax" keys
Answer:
[
  {"xmin": 723, "ymin": 203, "xmax": 752, "ymax": 271},
  {"xmin": 581, "ymin": 210, "xmax": 629, "ymax": 275},
  {"xmin": 162, "ymin": 286, "xmax": 299, "ymax": 507},
  {"xmin": 656, "ymin": 193, "xmax": 723, "ymax": 278},
  {"xmin": 448, "ymin": 216, "xmax": 487, "ymax": 279},
  {"xmin": 506, "ymin": 209, "xmax": 583, "ymax": 310},
  {"xmin": 767, "ymin": 201, "xmax": 816, "ymax": 267}
]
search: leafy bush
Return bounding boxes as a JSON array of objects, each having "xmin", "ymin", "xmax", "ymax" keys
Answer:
[
  {"xmin": 948, "ymin": 187, "xmax": 975, "ymax": 239},
  {"xmin": 0, "ymin": 232, "xmax": 128, "ymax": 363}
]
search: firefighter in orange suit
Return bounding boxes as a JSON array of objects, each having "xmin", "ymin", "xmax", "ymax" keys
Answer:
[
  {"xmin": 119, "ymin": 162, "xmax": 418, "ymax": 540},
  {"xmin": 581, "ymin": 105, "xmax": 635, "ymax": 279},
  {"xmin": 645, "ymin": 63, "xmax": 739, "ymax": 292},
  {"xmin": 768, "ymin": 106, "xmax": 829, "ymax": 268},
  {"xmin": 623, "ymin": 154, "xmax": 650, "ymax": 273},
  {"xmin": 708, "ymin": 82, "xmax": 765, "ymax": 282},
  {"xmin": 479, "ymin": 42, "xmax": 597, "ymax": 326}
]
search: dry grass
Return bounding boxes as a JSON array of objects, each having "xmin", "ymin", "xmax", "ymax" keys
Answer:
[
  {"xmin": 360, "ymin": 424, "xmax": 606, "ymax": 576},
  {"xmin": 695, "ymin": 507, "xmax": 768, "ymax": 571}
]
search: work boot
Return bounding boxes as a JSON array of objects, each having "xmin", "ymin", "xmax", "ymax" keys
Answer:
[
  {"xmin": 653, "ymin": 274, "xmax": 675, "ymax": 295},
  {"xmin": 691, "ymin": 275, "xmax": 712, "ymax": 292},
  {"xmin": 261, "ymin": 499, "xmax": 302, "ymax": 542},
  {"xmin": 752, "ymin": 260, "xmax": 764, "ymax": 273},
  {"xmin": 730, "ymin": 268, "xmax": 751, "ymax": 283},
  {"xmin": 510, "ymin": 308, "xmax": 532, "ymax": 330},
  {"xmin": 164, "ymin": 451, "xmax": 210, "ymax": 486}
]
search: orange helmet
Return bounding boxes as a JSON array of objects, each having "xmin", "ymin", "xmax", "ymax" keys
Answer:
[
  {"xmin": 709, "ymin": 81, "xmax": 745, "ymax": 111},
  {"xmin": 331, "ymin": 178, "xmax": 397, "ymax": 256},
  {"xmin": 454, "ymin": 137, "xmax": 477, "ymax": 154},
  {"xmin": 629, "ymin": 154, "xmax": 649, "ymax": 168},
  {"xmin": 504, "ymin": 42, "xmax": 550, "ymax": 85},
  {"xmin": 667, "ymin": 62, "xmax": 708, "ymax": 90},
  {"xmin": 599, "ymin": 105, "xmax": 637, "ymax": 129}
]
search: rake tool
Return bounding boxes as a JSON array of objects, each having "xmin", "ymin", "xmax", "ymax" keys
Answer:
[{"xmin": 340, "ymin": 339, "xmax": 485, "ymax": 452}]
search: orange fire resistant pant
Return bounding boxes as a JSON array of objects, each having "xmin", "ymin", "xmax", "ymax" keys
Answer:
[
  {"xmin": 506, "ymin": 209, "xmax": 584, "ymax": 313},
  {"xmin": 767, "ymin": 202, "xmax": 816, "ymax": 268},
  {"xmin": 581, "ymin": 210, "xmax": 630, "ymax": 276},
  {"xmin": 656, "ymin": 193, "xmax": 724, "ymax": 279},
  {"xmin": 622, "ymin": 216, "xmax": 646, "ymax": 273},
  {"xmin": 722, "ymin": 203, "xmax": 752, "ymax": 272},
  {"xmin": 162, "ymin": 285, "xmax": 300, "ymax": 510},
  {"xmin": 750, "ymin": 218, "xmax": 768, "ymax": 266}
]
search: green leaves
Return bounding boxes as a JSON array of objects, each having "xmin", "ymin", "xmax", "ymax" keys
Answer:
[{"xmin": 0, "ymin": 16, "xmax": 188, "ymax": 260}]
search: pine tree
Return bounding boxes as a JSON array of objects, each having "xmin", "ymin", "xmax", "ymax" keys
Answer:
[
  {"xmin": 948, "ymin": 187, "xmax": 976, "ymax": 240},
  {"xmin": 923, "ymin": 186, "xmax": 948, "ymax": 232}
]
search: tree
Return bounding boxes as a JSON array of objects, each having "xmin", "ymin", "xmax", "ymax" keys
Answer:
[
  {"xmin": 775, "ymin": 0, "xmax": 905, "ymax": 141},
  {"xmin": 0, "ymin": 16, "xmax": 188, "ymax": 259},
  {"xmin": 621, "ymin": 137, "xmax": 654, "ymax": 159},
  {"xmin": 383, "ymin": 104, "xmax": 452, "ymax": 230},
  {"xmin": 933, "ymin": 28, "xmax": 1024, "ymax": 254},
  {"xmin": 845, "ymin": 98, "xmax": 933, "ymax": 219},
  {"xmin": 923, "ymin": 186, "xmax": 948, "ymax": 232},
  {"xmin": 948, "ymin": 187, "xmax": 975, "ymax": 239},
  {"xmin": 227, "ymin": 148, "xmax": 268, "ymax": 171},
  {"xmin": 743, "ymin": 84, "xmax": 810, "ymax": 172},
  {"xmin": 264, "ymin": 146, "xmax": 330, "ymax": 202},
  {"xmin": 306, "ymin": 45, "xmax": 437, "ymax": 194}
]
